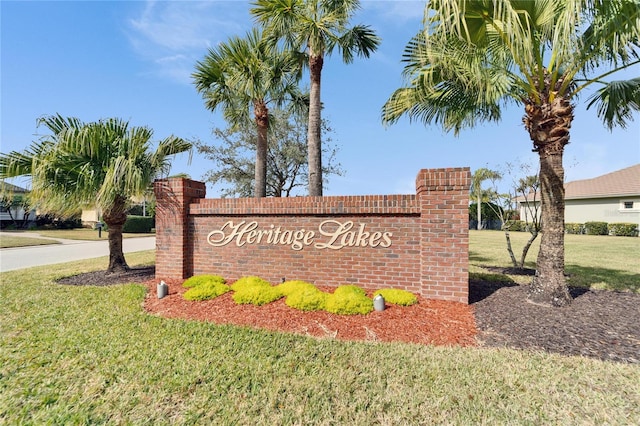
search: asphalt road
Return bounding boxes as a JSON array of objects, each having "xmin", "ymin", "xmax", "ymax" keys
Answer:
[{"xmin": 0, "ymin": 235, "xmax": 156, "ymax": 272}]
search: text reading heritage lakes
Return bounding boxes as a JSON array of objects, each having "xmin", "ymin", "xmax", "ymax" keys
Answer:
[{"xmin": 207, "ymin": 220, "xmax": 393, "ymax": 251}]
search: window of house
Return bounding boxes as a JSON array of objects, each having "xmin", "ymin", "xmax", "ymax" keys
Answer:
[{"xmin": 623, "ymin": 201, "xmax": 634, "ymax": 209}]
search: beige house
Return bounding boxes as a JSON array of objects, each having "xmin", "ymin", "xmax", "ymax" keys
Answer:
[{"xmin": 519, "ymin": 164, "xmax": 640, "ymax": 231}]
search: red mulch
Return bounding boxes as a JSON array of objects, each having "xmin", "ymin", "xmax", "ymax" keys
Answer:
[{"xmin": 142, "ymin": 278, "xmax": 478, "ymax": 347}]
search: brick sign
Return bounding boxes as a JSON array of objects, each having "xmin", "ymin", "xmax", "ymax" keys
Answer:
[{"xmin": 154, "ymin": 168, "xmax": 470, "ymax": 303}]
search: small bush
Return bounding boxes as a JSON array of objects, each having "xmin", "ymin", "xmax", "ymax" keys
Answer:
[
  {"xmin": 565, "ymin": 223, "xmax": 584, "ymax": 235},
  {"xmin": 232, "ymin": 286, "xmax": 284, "ymax": 306},
  {"xmin": 608, "ymin": 223, "xmax": 639, "ymax": 237},
  {"xmin": 325, "ymin": 285, "xmax": 373, "ymax": 315},
  {"xmin": 183, "ymin": 275, "xmax": 226, "ymax": 289},
  {"xmin": 285, "ymin": 287, "xmax": 328, "ymax": 312},
  {"xmin": 373, "ymin": 289, "xmax": 418, "ymax": 306},
  {"xmin": 184, "ymin": 281, "xmax": 231, "ymax": 301},
  {"xmin": 123, "ymin": 215, "xmax": 154, "ymax": 233},
  {"xmin": 584, "ymin": 221, "xmax": 608, "ymax": 236},
  {"xmin": 278, "ymin": 280, "xmax": 318, "ymax": 296},
  {"xmin": 230, "ymin": 276, "xmax": 272, "ymax": 292},
  {"xmin": 505, "ymin": 220, "xmax": 525, "ymax": 232}
]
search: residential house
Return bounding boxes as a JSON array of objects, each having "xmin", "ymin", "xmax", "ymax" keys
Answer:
[
  {"xmin": 518, "ymin": 164, "xmax": 640, "ymax": 232},
  {"xmin": 0, "ymin": 181, "xmax": 36, "ymax": 228}
]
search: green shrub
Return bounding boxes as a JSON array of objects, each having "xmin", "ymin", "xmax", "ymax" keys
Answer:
[
  {"xmin": 565, "ymin": 223, "xmax": 584, "ymax": 235},
  {"xmin": 123, "ymin": 215, "xmax": 154, "ymax": 233},
  {"xmin": 505, "ymin": 220, "xmax": 525, "ymax": 232},
  {"xmin": 278, "ymin": 280, "xmax": 317, "ymax": 296},
  {"xmin": 232, "ymin": 285, "xmax": 284, "ymax": 306},
  {"xmin": 230, "ymin": 276, "xmax": 272, "ymax": 292},
  {"xmin": 584, "ymin": 221, "xmax": 608, "ymax": 236},
  {"xmin": 285, "ymin": 286, "xmax": 328, "ymax": 312},
  {"xmin": 182, "ymin": 275, "xmax": 227, "ymax": 289},
  {"xmin": 183, "ymin": 281, "xmax": 231, "ymax": 301},
  {"xmin": 608, "ymin": 223, "xmax": 639, "ymax": 237},
  {"xmin": 325, "ymin": 285, "xmax": 373, "ymax": 315},
  {"xmin": 373, "ymin": 289, "xmax": 418, "ymax": 306}
]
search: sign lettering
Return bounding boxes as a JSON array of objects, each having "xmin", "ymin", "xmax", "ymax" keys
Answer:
[{"xmin": 207, "ymin": 220, "xmax": 392, "ymax": 251}]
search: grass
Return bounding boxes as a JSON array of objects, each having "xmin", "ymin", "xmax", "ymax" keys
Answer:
[
  {"xmin": 0, "ymin": 234, "xmax": 60, "ymax": 248},
  {"xmin": 1, "ymin": 235, "xmax": 640, "ymax": 424},
  {"xmin": 470, "ymin": 230, "xmax": 640, "ymax": 292},
  {"xmin": 0, "ymin": 228, "xmax": 153, "ymax": 248}
]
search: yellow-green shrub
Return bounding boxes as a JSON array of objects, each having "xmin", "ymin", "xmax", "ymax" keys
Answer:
[
  {"xmin": 325, "ymin": 285, "xmax": 373, "ymax": 315},
  {"xmin": 277, "ymin": 280, "xmax": 317, "ymax": 296},
  {"xmin": 184, "ymin": 281, "xmax": 231, "ymax": 301},
  {"xmin": 232, "ymin": 285, "xmax": 284, "ymax": 306},
  {"xmin": 230, "ymin": 276, "xmax": 272, "ymax": 292},
  {"xmin": 373, "ymin": 289, "xmax": 418, "ymax": 306},
  {"xmin": 182, "ymin": 274, "xmax": 226, "ymax": 288},
  {"xmin": 285, "ymin": 286, "xmax": 328, "ymax": 311}
]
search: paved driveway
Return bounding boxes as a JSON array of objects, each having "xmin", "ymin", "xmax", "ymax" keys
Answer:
[{"xmin": 0, "ymin": 235, "xmax": 155, "ymax": 272}]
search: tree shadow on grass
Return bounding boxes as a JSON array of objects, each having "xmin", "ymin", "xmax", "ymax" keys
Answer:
[{"xmin": 565, "ymin": 264, "xmax": 640, "ymax": 293}]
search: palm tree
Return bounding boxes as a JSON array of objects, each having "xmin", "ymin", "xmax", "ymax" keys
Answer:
[
  {"xmin": 0, "ymin": 114, "xmax": 192, "ymax": 274},
  {"xmin": 192, "ymin": 28, "xmax": 304, "ymax": 198},
  {"xmin": 382, "ymin": 0, "xmax": 640, "ymax": 306},
  {"xmin": 471, "ymin": 168, "xmax": 502, "ymax": 230},
  {"xmin": 251, "ymin": 0, "xmax": 380, "ymax": 196}
]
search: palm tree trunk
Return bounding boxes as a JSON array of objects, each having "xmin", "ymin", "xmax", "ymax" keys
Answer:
[
  {"xmin": 308, "ymin": 53, "xmax": 323, "ymax": 196},
  {"xmin": 529, "ymin": 150, "xmax": 571, "ymax": 305},
  {"xmin": 254, "ymin": 100, "xmax": 269, "ymax": 198},
  {"xmin": 103, "ymin": 198, "xmax": 129, "ymax": 274},
  {"xmin": 524, "ymin": 95, "xmax": 573, "ymax": 306}
]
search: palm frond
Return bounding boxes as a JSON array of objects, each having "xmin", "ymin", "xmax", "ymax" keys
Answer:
[{"xmin": 586, "ymin": 77, "xmax": 640, "ymax": 129}]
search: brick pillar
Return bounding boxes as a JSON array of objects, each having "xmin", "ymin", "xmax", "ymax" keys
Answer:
[
  {"xmin": 154, "ymin": 178, "xmax": 206, "ymax": 279},
  {"xmin": 416, "ymin": 168, "xmax": 471, "ymax": 303}
]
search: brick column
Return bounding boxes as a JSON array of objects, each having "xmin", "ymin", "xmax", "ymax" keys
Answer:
[
  {"xmin": 154, "ymin": 178, "xmax": 206, "ymax": 279},
  {"xmin": 416, "ymin": 168, "xmax": 471, "ymax": 303}
]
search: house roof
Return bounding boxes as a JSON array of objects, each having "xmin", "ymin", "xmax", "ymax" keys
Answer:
[
  {"xmin": 565, "ymin": 164, "xmax": 640, "ymax": 200},
  {"xmin": 0, "ymin": 181, "xmax": 29, "ymax": 193},
  {"xmin": 515, "ymin": 164, "xmax": 640, "ymax": 203}
]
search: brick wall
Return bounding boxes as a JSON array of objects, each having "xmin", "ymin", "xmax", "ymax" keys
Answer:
[{"xmin": 154, "ymin": 167, "xmax": 470, "ymax": 303}]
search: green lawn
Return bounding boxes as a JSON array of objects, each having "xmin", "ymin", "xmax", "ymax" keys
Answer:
[
  {"xmin": 1, "ymin": 236, "xmax": 639, "ymax": 424},
  {"xmin": 0, "ymin": 234, "xmax": 60, "ymax": 248},
  {"xmin": 470, "ymin": 230, "xmax": 640, "ymax": 292},
  {"xmin": 0, "ymin": 228, "xmax": 153, "ymax": 248}
]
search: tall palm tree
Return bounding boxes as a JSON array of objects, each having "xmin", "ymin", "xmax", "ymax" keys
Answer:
[
  {"xmin": 0, "ymin": 114, "xmax": 192, "ymax": 273},
  {"xmin": 471, "ymin": 167, "xmax": 502, "ymax": 230},
  {"xmin": 192, "ymin": 28, "xmax": 304, "ymax": 198},
  {"xmin": 382, "ymin": 0, "xmax": 640, "ymax": 306},
  {"xmin": 251, "ymin": 0, "xmax": 380, "ymax": 196}
]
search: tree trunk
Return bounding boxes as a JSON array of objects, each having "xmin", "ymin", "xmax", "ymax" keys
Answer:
[
  {"xmin": 254, "ymin": 100, "xmax": 269, "ymax": 198},
  {"xmin": 103, "ymin": 198, "xmax": 129, "ymax": 274},
  {"xmin": 523, "ymin": 93, "xmax": 573, "ymax": 307},
  {"xmin": 477, "ymin": 196, "xmax": 482, "ymax": 230},
  {"xmin": 519, "ymin": 230, "xmax": 539, "ymax": 269},
  {"xmin": 307, "ymin": 53, "xmax": 323, "ymax": 196},
  {"xmin": 503, "ymin": 229, "xmax": 518, "ymax": 268}
]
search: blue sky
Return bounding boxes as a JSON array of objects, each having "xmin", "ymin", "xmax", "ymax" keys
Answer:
[{"xmin": 2, "ymin": 0, "xmax": 638, "ymax": 197}]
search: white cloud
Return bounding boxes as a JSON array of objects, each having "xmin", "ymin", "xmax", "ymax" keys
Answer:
[{"xmin": 125, "ymin": 0, "xmax": 250, "ymax": 84}]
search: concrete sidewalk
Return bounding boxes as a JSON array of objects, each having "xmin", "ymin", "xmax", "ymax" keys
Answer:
[{"xmin": 0, "ymin": 236, "xmax": 155, "ymax": 272}]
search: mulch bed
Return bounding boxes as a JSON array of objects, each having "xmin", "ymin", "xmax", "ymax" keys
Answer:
[{"xmin": 57, "ymin": 266, "xmax": 640, "ymax": 364}]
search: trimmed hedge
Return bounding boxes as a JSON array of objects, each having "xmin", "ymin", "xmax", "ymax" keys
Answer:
[
  {"xmin": 584, "ymin": 221, "xmax": 608, "ymax": 236},
  {"xmin": 565, "ymin": 223, "xmax": 584, "ymax": 235},
  {"xmin": 183, "ymin": 275, "xmax": 226, "ymax": 289},
  {"xmin": 609, "ymin": 223, "xmax": 639, "ymax": 237},
  {"xmin": 123, "ymin": 215, "xmax": 154, "ymax": 233}
]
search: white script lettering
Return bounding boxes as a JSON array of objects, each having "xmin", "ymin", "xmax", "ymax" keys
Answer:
[{"xmin": 207, "ymin": 220, "xmax": 392, "ymax": 250}]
